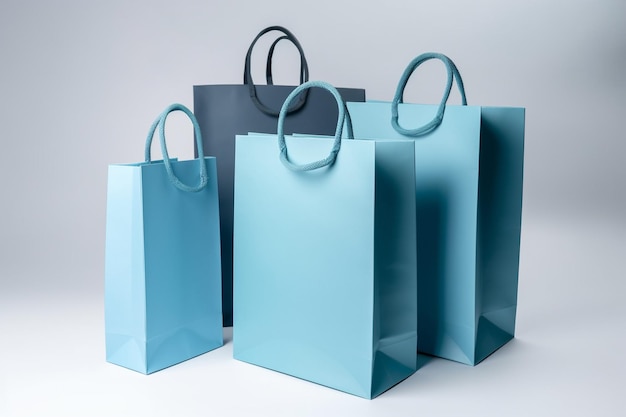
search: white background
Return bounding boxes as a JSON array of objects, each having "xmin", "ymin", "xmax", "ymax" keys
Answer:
[{"xmin": 1, "ymin": 0, "xmax": 624, "ymax": 415}]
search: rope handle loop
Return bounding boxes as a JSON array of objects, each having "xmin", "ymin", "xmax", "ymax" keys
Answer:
[
  {"xmin": 391, "ymin": 52, "xmax": 467, "ymax": 136},
  {"xmin": 144, "ymin": 103, "xmax": 208, "ymax": 192},
  {"xmin": 243, "ymin": 26, "xmax": 310, "ymax": 116},
  {"xmin": 278, "ymin": 80, "xmax": 353, "ymax": 172}
]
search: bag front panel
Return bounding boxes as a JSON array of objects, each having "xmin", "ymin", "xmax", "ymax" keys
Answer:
[
  {"xmin": 233, "ymin": 135, "xmax": 378, "ymax": 398},
  {"xmin": 140, "ymin": 158, "xmax": 223, "ymax": 373}
]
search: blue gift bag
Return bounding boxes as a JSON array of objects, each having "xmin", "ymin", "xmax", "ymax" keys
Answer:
[
  {"xmin": 233, "ymin": 82, "xmax": 418, "ymax": 399},
  {"xmin": 104, "ymin": 104, "xmax": 223, "ymax": 374},
  {"xmin": 347, "ymin": 53, "xmax": 525, "ymax": 365}
]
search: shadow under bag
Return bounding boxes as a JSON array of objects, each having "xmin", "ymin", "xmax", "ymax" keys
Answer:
[
  {"xmin": 193, "ymin": 26, "xmax": 366, "ymax": 326},
  {"xmin": 347, "ymin": 53, "xmax": 525, "ymax": 365},
  {"xmin": 233, "ymin": 81, "xmax": 417, "ymax": 399},
  {"xmin": 104, "ymin": 104, "xmax": 223, "ymax": 374}
]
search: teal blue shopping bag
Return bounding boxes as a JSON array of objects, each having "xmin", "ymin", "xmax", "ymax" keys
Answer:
[
  {"xmin": 105, "ymin": 104, "xmax": 223, "ymax": 374},
  {"xmin": 347, "ymin": 53, "xmax": 525, "ymax": 366},
  {"xmin": 233, "ymin": 81, "xmax": 418, "ymax": 399}
]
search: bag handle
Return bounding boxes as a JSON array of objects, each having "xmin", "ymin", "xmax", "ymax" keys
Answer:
[
  {"xmin": 277, "ymin": 80, "xmax": 353, "ymax": 172},
  {"xmin": 265, "ymin": 35, "xmax": 305, "ymax": 85},
  {"xmin": 243, "ymin": 26, "xmax": 310, "ymax": 116},
  {"xmin": 391, "ymin": 52, "xmax": 468, "ymax": 136},
  {"xmin": 144, "ymin": 103, "xmax": 208, "ymax": 192}
]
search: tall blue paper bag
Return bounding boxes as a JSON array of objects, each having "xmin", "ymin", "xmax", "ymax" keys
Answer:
[
  {"xmin": 105, "ymin": 104, "xmax": 223, "ymax": 374},
  {"xmin": 347, "ymin": 53, "xmax": 525, "ymax": 365},
  {"xmin": 233, "ymin": 82, "xmax": 418, "ymax": 399}
]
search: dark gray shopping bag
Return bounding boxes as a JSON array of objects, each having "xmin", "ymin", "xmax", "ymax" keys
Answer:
[{"xmin": 193, "ymin": 26, "xmax": 365, "ymax": 326}]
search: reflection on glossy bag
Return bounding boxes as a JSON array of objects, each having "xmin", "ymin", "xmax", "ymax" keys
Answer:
[
  {"xmin": 193, "ymin": 26, "xmax": 365, "ymax": 326},
  {"xmin": 104, "ymin": 104, "xmax": 223, "ymax": 374},
  {"xmin": 233, "ymin": 82, "xmax": 417, "ymax": 399},
  {"xmin": 347, "ymin": 53, "xmax": 525, "ymax": 365}
]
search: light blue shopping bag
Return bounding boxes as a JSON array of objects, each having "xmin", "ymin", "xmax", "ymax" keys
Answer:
[
  {"xmin": 104, "ymin": 104, "xmax": 223, "ymax": 374},
  {"xmin": 347, "ymin": 53, "xmax": 525, "ymax": 365},
  {"xmin": 233, "ymin": 81, "xmax": 418, "ymax": 399}
]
